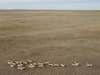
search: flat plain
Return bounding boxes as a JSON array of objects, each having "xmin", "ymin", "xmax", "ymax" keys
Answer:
[{"xmin": 0, "ymin": 10, "xmax": 100, "ymax": 75}]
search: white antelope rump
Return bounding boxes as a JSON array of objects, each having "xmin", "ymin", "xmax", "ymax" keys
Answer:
[
  {"xmin": 72, "ymin": 61, "xmax": 80, "ymax": 67},
  {"xmin": 86, "ymin": 63, "xmax": 93, "ymax": 67}
]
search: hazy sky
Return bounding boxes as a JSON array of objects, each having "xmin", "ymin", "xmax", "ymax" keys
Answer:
[{"xmin": 0, "ymin": 0, "xmax": 100, "ymax": 10}]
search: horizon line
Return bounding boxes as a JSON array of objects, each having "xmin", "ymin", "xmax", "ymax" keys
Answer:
[{"xmin": 0, "ymin": 9, "xmax": 100, "ymax": 10}]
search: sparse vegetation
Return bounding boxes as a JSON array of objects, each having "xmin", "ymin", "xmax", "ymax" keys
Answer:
[{"xmin": 0, "ymin": 10, "xmax": 100, "ymax": 75}]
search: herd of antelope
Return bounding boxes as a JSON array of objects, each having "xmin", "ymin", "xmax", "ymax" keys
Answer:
[{"xmin": 8, "ymin": 59, "xmax": 93, "ymax": 70}]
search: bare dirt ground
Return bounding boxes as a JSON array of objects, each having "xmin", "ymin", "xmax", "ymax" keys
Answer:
[{"xmin": 0, "ymin": 10, "xmax": 100, "ymax": 75}]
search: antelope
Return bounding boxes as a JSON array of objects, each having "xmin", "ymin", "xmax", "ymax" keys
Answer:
[
  {"xmin": 17, "ymin": 66, "xmax": 25, "ymax": 70},
  {"xmin": 60, "ymin": 64, "xmax": 66, "ymax": 67},
  {"xmin": 72, "ymin": 61, "xmax": 80, "ymax": 67},
  {"xmin": 8, "ymin": 60, "xmax": 16, "ymax": 68},
  {"xmin": 37, "ymin": 63, "xmax": 44, "ymax": 68},
  {"xmin": 86, "ymin": 63, "xmax": 93, "ymax": 67},
  {"xmin": 53, "ymin": 64, "xmax": 60, "ymax": 67},
  {"xmin": 27, "ymin": 64, "xmax": 35, "ymax": 68},
  {"xmin": 48, "ymin": 64, "xmax": 54, "ymax": 67}
]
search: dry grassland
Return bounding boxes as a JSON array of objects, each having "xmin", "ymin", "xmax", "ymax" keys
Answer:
[{"xmin": 0, "ymin": 10, "xmax": 100, "ymax": 75}]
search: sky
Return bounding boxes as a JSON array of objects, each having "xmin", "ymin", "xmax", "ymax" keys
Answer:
[{"xmin": 0, "ymin": 0, "xmax": 100, "ymax": 10}]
